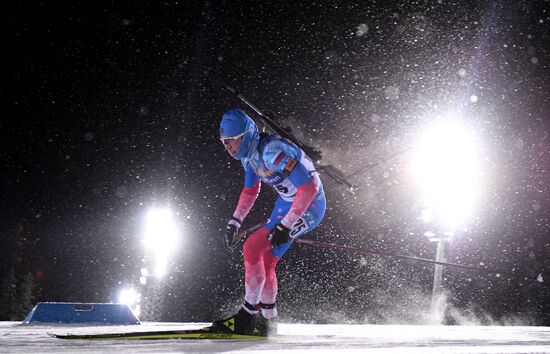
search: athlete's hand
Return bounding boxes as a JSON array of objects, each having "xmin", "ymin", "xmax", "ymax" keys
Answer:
[
  {"xmin": 268, "ymin": 223, "xmax": 291, "ymax": 247},
  {"xmin": 224, "ymin": 217, "xmax": 241, "ymax": 251}
]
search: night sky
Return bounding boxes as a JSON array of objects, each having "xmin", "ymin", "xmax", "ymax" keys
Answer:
[{"xmin": 2, "ymin": 1, "xmax": 549, "ymax": 325}]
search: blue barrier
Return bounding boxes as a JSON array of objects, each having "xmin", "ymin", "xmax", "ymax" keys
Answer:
[{"xmin": 22, "ymin": 302, "xmax": 140, "ymax": 325}]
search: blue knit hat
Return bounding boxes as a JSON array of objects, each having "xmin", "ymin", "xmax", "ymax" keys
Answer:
[{"xmin": 220, "ymin": 109, "xmax": 259, "ymax": 160}]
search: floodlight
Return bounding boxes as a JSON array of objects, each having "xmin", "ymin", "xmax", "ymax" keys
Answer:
[
  {"xmin": 411, "ymin": 119, "xmax": 480, "ymax": 231},
  {"xmin": 117, "ymin": 287, "xmax": 141, "ymax": 307},
  {"xmin": 142, "ymin": 208, "xmax": 180, "ymax": 278}
]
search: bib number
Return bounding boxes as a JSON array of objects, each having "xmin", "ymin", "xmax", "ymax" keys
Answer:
[
  {"xmin": 275, "ymin": 184, "xmax": 289, "ymax": 194},
  {"xmin": 290, "ymin": 217, "xmax": 309, "ymax": 238}
]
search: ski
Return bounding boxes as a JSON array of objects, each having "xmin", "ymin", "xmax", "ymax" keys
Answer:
[{"xmin": 50, "ymin": 327, "xmax": 268, "ymax": 340}]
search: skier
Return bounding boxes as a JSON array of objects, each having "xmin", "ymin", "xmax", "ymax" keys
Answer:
[{"xmin": 211, "ymin": 108, "xmax": 326, "ymax": 336}]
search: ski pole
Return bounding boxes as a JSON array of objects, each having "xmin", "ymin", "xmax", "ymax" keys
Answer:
[
  {"xmin": 230, "ymin": 222, "xmax": 265, "ymax": 247},
  {"xmin": 293, "ymin": 238, "xmax": 544, "ymax": 284},
  {"xmin": 234, "ymin": 224, "xmax": 545, "ymax": 285}
]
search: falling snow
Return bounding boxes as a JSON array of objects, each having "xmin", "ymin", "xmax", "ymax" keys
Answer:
[{"xmin": 1, "ymin": 0, "xmax": 549, "ymax": 331}]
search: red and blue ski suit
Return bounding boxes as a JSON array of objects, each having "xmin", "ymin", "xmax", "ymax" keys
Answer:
[{"xmin": 231, "ymin": 133, "xmax": 326, "ymax": 318}]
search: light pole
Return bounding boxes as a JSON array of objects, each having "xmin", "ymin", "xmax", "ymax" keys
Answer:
[
  {"xmin": 432, "ymin": 239, "xmax": 445, "ymax": 306},
  {"xmin": 425, "ymin": 230, "xmax": 452, "ymax": 312},
  {"xmin": 411, "ymin": 118, "xmax": 481, "ymax": 317}
]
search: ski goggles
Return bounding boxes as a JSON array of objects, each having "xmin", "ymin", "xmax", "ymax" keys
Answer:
[{"xmin": 220, "ymin": 128, "xmax": 252, "ymax": 145}]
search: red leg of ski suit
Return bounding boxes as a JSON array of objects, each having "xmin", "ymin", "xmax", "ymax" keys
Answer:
[{"xmin": 243, "ymin": 227, "xmax": 279, "ymax": 309}]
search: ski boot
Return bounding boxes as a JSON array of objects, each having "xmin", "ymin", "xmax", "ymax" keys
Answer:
[
  {"xmin": 210, "ymin": 307, "xmax": 266, "ymax": 336},
  {"xmin": 256, "ymin": 313, "xmax": 277, "ymax": 336},
  {"xmin": 257, "ymin": 302, "xmax": 278, "ymax": 336}
]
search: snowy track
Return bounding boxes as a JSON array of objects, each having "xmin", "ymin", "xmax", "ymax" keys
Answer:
[{"xmin": 1, "ymin": 321, "xmax": 550, "ymax": 353}]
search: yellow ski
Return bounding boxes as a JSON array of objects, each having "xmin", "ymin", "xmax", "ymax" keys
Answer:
[{"xmin": 50, "ymin": 327, "xmax": 267, "ymax": 340}]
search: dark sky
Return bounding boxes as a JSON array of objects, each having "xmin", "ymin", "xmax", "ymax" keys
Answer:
[{"xmin": 2, "ymin": 1, "xmax": 549, "ymax": 324}]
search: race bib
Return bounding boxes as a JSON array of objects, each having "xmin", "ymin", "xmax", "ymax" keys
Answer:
[{"xmin": 290, "ymin": 217, "xmax": 310, "ymax": 238}]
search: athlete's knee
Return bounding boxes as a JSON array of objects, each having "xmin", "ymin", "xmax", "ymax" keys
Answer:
[
  {"xmin": 243, "ymin": 228, "xmax": 271, "ymax": 261},
  {"xmin": 262, "ymin": 252, "xmax": 279, "ymax": 277}
]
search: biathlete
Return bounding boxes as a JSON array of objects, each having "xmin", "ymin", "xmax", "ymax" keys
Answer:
[{"xmin": 211, "ymin": 108, "xmax": 326, "ymax": 336}]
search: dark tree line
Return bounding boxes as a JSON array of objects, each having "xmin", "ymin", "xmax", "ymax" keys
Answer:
[{"xmin": 0, "ymin": 268, "xmax": 36, "ymax": 321}]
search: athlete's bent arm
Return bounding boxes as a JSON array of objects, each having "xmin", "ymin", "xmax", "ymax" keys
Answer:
[
  {"xmin": 280, "ymin": 178, "xmax": 317, "ymax": 229},
  {"xmin": 231, "ymin": 180, "xmax": 261, "ymax": 227},
  {"xmin": 270, "ymin": 161, "xmax": 318, "ymax": 246},
  {"xmin": 229, "ymin": 167, "xmax": 261, "ymax": 227}
]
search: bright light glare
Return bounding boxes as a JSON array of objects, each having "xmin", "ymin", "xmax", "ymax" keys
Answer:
[
  {"xmin": 143, "ymin": 208, "xmax": 179, "ymax": 278},
  {"xmin": 117, "ymin": 287, "xmax": 141, "ymax": 316},
  {"xmin": 411, "ymin": 119, "xmax": 481, "ymax": 231},
  {"xmin": 139, "ymin": 268, "xmax": 148, "ymax": 284},
  {"xmin": 117, "ymin": 287, "xmax": 141, "ymax": 307}
]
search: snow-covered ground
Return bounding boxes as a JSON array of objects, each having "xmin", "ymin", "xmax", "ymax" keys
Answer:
[{"xmin": 1, "ymin": 321, "xmax": 550, "ymax": 353}]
